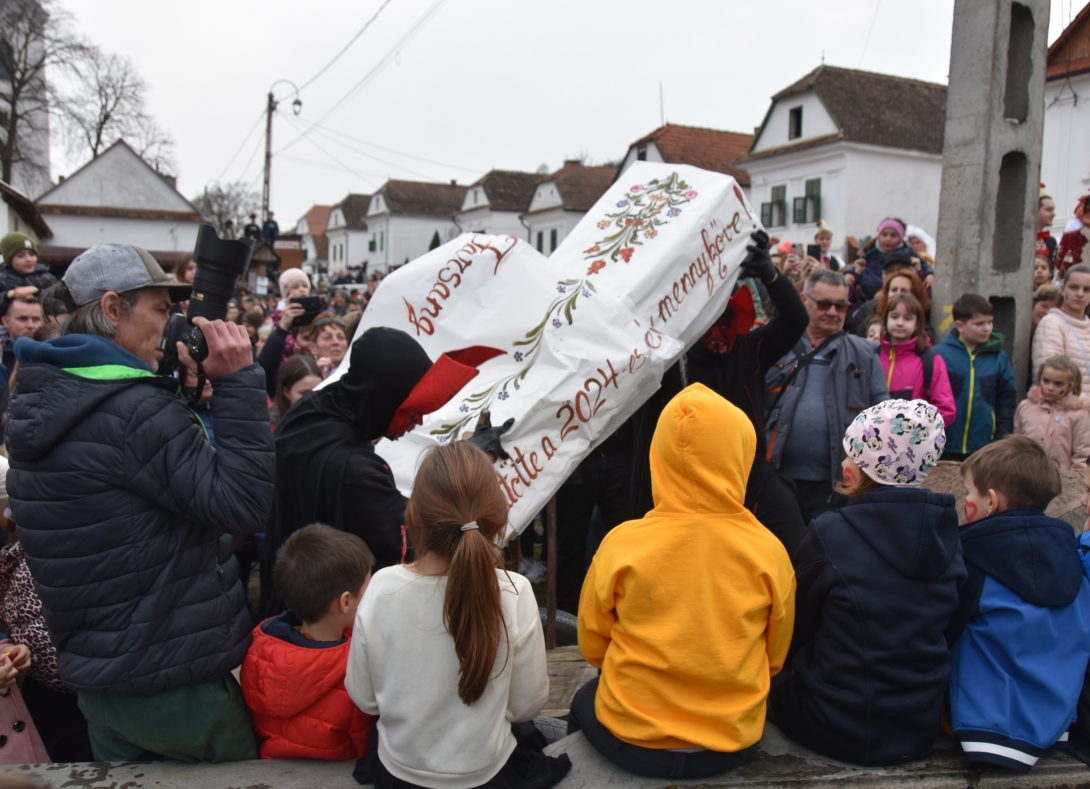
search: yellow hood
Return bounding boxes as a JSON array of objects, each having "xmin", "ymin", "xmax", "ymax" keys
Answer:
[{"xmin": 650, "ymin": 383, "xmax": 755, "ymax": 516}]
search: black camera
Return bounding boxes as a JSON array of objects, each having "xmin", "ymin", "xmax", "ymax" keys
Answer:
[{"xmin": 159, "ymin": 224, "xmax": 254, "ymax": 379}]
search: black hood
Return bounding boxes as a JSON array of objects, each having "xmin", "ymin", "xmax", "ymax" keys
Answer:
[
  {"xmin": 959, "ymin": 508, "xmax": 1084, "ymax": 608},
  {"xmin": 287, "ymin": 326, "xmax": 433, "ymax": 442},
  {"xmin": 840, "ymin": 487, "xmax": 961, "ymax": 580}
]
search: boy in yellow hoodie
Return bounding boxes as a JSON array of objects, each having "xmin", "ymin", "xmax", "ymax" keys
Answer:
[{"xmin": 569, "ymin": 383, "xmax": 796, "ymax": 779}]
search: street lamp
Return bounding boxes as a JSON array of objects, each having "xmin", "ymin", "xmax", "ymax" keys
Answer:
[{"xmin": 262, "ymin": 79, "xmax": 302, "ymax": 224}]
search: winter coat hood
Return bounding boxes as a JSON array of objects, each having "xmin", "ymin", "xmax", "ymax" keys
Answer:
[
  {"xmin": 940, "ymin": 328, "xmax": 1007, "ymax": 356},
  {"xmin": 7, "ymin": 335, "xmax": 174, "ymax": 462},
  {"xmin": 1027, "ymin": 387, "xmax": 1088, "ymax": 411},
  {"xmin": 650, "ymin": 382, "xmax": 753, "ymax": 516},
  {"xmin": 959, "ymin": 508, "xmax": 1084, "ymax": 608},
  {"xmin": 840, "ymin": 487, "xmax": 961, "ymax": 580},
  {"xmin": 245, "ymin": 618, "xmax": 352, "ymax": 718}
]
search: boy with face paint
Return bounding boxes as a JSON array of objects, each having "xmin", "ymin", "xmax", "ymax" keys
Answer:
[{"xmin": 949, "ymin": 436, "xmax": 1090, "ymax": 772}]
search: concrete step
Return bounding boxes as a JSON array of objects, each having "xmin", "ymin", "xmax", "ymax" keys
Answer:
[{"xmin": 5, "ymin": 723, "xmax": 1088, "ymax": 788}]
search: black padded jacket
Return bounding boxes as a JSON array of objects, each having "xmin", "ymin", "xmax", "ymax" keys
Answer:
[{"xmin": 5, "ymin": 334, "xmax": 275, "ymax": 696}]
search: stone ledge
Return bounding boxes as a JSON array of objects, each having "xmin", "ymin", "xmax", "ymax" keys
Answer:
[
  {"xmin": 542, "ymin": 724, "xmax": 1090, "ymax": 788},
  {"xmin": 4, "ymin": 723, "xmax": 1088, "ymax": 788}
]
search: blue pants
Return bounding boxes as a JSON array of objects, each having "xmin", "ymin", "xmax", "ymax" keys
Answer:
[{"xmin": 567, "ymin": 678, "xmax": 755, "ymax": 779}]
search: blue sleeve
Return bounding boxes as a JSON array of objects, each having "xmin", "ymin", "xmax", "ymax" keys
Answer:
[{"xmin": 995, "ymin": 352, "xmax": 1017, "ymax": 437}]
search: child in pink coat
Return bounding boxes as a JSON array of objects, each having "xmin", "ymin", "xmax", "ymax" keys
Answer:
[
  {"xmin": 1015, "ymin": 355, "xmax": 1090, "ymax": 471},
  {"xmin": 878, "ymin": 293, "xmax": 957, "ymax": 428}
]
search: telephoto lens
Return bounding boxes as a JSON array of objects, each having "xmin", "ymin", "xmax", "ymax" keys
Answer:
[{"xmin": 159, "ymin": 225, "xmax": 254, "ymax": 376}]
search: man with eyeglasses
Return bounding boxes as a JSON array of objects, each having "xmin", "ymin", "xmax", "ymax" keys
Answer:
[{"xmin": 765, "ymin": 269, "xmax": 888, "ymax": 524}]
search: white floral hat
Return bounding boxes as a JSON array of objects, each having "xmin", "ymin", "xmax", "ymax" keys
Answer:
[{"xmin": 843, "ymin": 399, "xmax": 946, "ymax": 486}]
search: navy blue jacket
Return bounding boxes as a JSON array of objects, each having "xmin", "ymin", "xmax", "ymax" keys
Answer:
[
  {"xmin": 946, "ymin": 509, "xmax": 1090, "ymax": 772},
  {"xmin": 769, "ymin": 487, "xmax": 965, "ymax": 766},
  {"xmin": 5, "ymin": 335, "xmax": 275, "ymax": 695}
]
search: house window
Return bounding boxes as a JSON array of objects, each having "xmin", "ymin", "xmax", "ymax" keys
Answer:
[
  {"xmin": 788, "ymin": 106, "xmax": 803, "ymax": 140},
  {"xmin": 537, "ymin": 231, "xmax": 544, "ymax": 252},
  {"xmin": 380, "ymin": 231, "xmax": 384, "ymax": 251},
  {"xmin": 369, "ymin": 238, "xmax": 376, "ymax": 252},
  {"xmin": 792, "ymin": 197, "xmax": 807, "ymax": 224},
  {"xmin": 761, "ymin": 185, "xmax": 788, "ymax": 227},
  {"xmin": 473, "ymin": 190, "xmax": 478, "ymax": 205},
  {"xmin": 550, "ymin": 228, "xmax": 558, "ymax": 252},
  {"xmin": 804, "ymin": 178, "xmax": 821, "ymax": 223},
  {"xmin": 637, "ymin": 145, "xmax": 647, "ymax": 161},
  {"xmin": 340, "ymin": 243, "xmax": 345, "ymax": 261}
]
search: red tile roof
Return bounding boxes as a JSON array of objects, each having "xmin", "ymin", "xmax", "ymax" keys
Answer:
[
  {"xmin": 470, "ymin": 170, "xmax": 539, "ymax": 212},
  {"xmin": 628, "ymin": 124, "xmax": 753, "ymax": 186},
  {"xmin": 378, "ymin": 180, "xmax": 467, "ymax": 217},
  {"xmin": 739, "ymin": 65, "xmax": 946, "ymax": 163},
  {"xmin": 299, "ymin": 204, "xmax": 331, "ymax": 260},
  {"xmin": 527, "ymin": 161, "xmax": 618, "ymax": 214},
  {"xmin": 1048, "ymin": 2, "xmax": 1090, "ymax": 79}
]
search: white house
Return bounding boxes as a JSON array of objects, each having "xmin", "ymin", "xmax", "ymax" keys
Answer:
[
  {"xmin": 294, "ymin": 204, "xmax": 331, "ymax": 271},
  {"xmin": 617, "ymin": 123, "xmax": 753, "ymax": 199},
  {"xmin": 521, "ymin": 162, "xmax": 617, "ymax": 255},
  {"xmin": 456, "ymin": 170, "xmax": 539, "ymax": 238},
  {"xmin": 1041, "ymin": 4, "xmax": 1090, "ymax": 236},
  {"xmin": 365, "ymin": 180, "xmax": 466, "ymax": 272},
  {"xmin": 735, "ymin": 65, "xmax": 947, "ymax": 254},
  {"xmin": 34, "ymin": 140, "xmax": 203, "ymax": 269},
  {"xmin": 326, "ymin": 196, "xmax": 373, "ymax": 276}
]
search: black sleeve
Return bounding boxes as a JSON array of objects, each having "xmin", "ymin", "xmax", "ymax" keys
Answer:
[
  {"xmin": 746, "ymin": 274, "xmax": 810, "ymax": 375},
  {"xmin": 945, "ymin": 562, "xmax": 985, "ymax": 646},
  {"xmin": 124, "ymin": 365, "xmax": 275, "ymax": 537},
  {"xmin": 785, "ymin": 523, "xmax": 832, "ymax": 659},
  {"xmin": 342, "ymin": 449, "xmax": 409, "ymax": 569},
  {"xmin": 258, "ymin": 326, "xmax": 290, "ymax": 398}
]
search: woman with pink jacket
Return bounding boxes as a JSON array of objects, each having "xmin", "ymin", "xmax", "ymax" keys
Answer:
[
  {"xmin": 878, "ymin": 293, "xmax": 957, "ymax": 427},
  {"xmin": 1015, "ymin": 355, "xmax": 1090, "ymax": 471}
]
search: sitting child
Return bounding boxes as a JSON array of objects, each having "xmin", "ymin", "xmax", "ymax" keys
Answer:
[
  {"xmin": 572, "ymin": 384, "xmax": 796, "ymax": 780},
  {"xmin": 345, "ymin": 441, "xmax": 569, "ymax": 789},
  {"xmin": 241, "ymin": 523, "xmax": 376, "ymax": 760},
  {"xmin": 770, "ymin": 399, "xmax": 965, "ymax": 766},
  {"xmin": 947, "ymin": 436, "xmax": 1090, "ymax": 772},
  {"xmin": 1014, "ymin": 355, "xmax": 1090, "ymax": 471}
]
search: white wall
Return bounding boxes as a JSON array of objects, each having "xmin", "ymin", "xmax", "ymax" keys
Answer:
[
  {"xmin": 45, "ymin": 214, "xmax": 201, "ymax": 251},
  {"xmin": 752, "ymin": 91, "xmax": 839, "ymax": 153},
  {"xmin": 745, "ymin": 145, "xmax": 849, "ymax": 250},
  {"xmin": 457, "ymin": 206, "xmax": 528, "ymax": 239},
  {"xmin": 1042, "ymin": 72, "xmax": 1090, "ymax": 235},
  {"xmin": 523, "ymin": 207, "xmax": 582, "ymax": 256},
  {"xmin": 843, "ymin": 143, "xmax": 942, "ymax": 243},
  {"xmin": 366, "ymin": 213, "xmax": 460, "ymax": 271},
  {"xmin": 617, "ymin": 141, "xmax": 665, "ymax": 176},
  {"xmin": 525, "ymin": 181, "xmax": 564, "ymax": 213}
]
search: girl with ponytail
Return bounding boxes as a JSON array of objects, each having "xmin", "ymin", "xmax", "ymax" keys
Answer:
[{"xmin": 345, "ymin": 441, "xmax": 571, "ymax": 789}]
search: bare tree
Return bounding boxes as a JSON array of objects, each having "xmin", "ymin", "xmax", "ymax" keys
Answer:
[
  {"xmin": 55, "ymin": 46, "xmax": 175, "ymax": 174},
  {"xmin": 191, "ymin": 181, "xmax": 261, "ymax": 238},
  {"xmin": 0, "ymin": 0, "xmax": 84, "ymax": 192}
]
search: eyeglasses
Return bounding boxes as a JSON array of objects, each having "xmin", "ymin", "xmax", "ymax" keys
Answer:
[
  {"xmin": 804, "ymin": 293, "xmax": 851, "ymax": 313},
  {"xmin": 313, "ymin": 316, "xmax": 346, "ymax": 329}
]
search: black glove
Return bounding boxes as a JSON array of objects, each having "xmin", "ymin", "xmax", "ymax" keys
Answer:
[
  {"xmin": 467, "ymin": 410, "xmax": 515, "ymax": 461},
  {"xmin": 740, "ymin": 229, "xmax": 777, "ymax": 284}
]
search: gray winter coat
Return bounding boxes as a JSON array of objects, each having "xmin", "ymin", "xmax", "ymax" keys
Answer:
[{"xmin": 765, "ymin": 331, "xmax": 889, "ymax": 483}]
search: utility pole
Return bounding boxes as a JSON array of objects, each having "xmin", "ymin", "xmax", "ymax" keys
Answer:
[
  {"xmin": 261, "ymin": 91, "xmax": 276, "ymax": 224},
  {"xmin": 261, "ymin": 81, "xmax": 302, "ymax": 226}
]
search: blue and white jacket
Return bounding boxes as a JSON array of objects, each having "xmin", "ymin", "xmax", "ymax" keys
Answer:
[{"xmin": 946, "ymin": 509, "xmax": 1090, "ymax": 772}]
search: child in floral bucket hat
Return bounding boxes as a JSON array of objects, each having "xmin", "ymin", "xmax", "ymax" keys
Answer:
[{"xmin": 769, "ymin": 398, "xmax": 965, "ymax": 767}]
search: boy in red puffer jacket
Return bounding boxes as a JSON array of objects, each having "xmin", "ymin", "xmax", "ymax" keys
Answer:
[{"xmin": 242, "ymin": 524, "xmax": 375, "ymax": 760}]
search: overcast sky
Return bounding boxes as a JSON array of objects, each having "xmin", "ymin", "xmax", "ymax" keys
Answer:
[{"xmin": 55, "ymin": 0, "xmax": 1083, "ymax": 225}]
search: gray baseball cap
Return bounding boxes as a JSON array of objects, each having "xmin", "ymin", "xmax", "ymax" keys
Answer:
[{"xmin": 63, "ymin": 244, "xmax": 192, "ymax": 306}]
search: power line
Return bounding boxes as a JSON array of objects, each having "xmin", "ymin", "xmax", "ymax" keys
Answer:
[
  {"xmin": 277, "ymin": 0, "xmax": 451, "ymax": 155},
  {"xmin": 215, "ymin": 109, "xmax": 266, "ymax": 183},
  {"xmin": 281, "ymin": 114, "xmax": 383, "ymax": 184},
  {"xmin": 294, "ymin": 121, "xmax": 449, "ymax": 181},
  {"xmin": 297, "ymin": 0, "xmax": 395, "ymax": 93},
  {"xmin": 291, "ymin": 119, "xmax": 483, "ymax": 173},
  {"xmin": 858, "ymin": 0, "xmax": 882, "ymax": 68}
]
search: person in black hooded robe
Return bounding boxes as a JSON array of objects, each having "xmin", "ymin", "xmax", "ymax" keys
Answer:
[{"xmin": 262, "ymin": 326, "xmax": 505, "ymax": 617}]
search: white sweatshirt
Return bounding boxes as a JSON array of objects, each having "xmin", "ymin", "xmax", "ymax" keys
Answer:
[{"xmin": 345, "ymin": 565, "xmax": 549, "ymax": 789}]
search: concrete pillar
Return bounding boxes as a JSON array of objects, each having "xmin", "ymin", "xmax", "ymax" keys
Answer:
[{"xmin": 933, "ymin": 0, "xmax": 1051, "ymax": 388}]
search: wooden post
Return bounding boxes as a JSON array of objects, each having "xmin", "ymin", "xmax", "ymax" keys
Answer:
[{"xmin": 546, "ymin": 495, "xmax": 558, "ymax": 650}]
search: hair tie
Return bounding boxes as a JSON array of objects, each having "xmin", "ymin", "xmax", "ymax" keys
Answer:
[{"xmin": 460, "ymin": 522, "xmax": 479, "ymax": 532}]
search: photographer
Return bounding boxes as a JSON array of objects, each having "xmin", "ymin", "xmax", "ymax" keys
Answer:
[{"xmin": 6, "ymin": 244, "xmax": 275, "ymax": 762}]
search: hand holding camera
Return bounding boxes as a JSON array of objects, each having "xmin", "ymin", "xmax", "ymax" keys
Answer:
[
  {"xmin": 279, "ymin": 302, "xmax": 305, "ymax": 331},
  {"xmin": 177, "ymin": 318, "xmax": 253, "ymax": 381}
]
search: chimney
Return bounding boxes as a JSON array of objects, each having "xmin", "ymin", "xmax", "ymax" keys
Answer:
[
  {"xmin": 58, "ymin": 175, "xmax": 65, "ymax": 183},
  {"xmin": 563, "ymin": 159, "xmax": 582, "ymax": 166},
  {"xmin": 161, "ymin": 174, "xmax": 177, "ymax": 190},
  {"xmin": 450, "ymin": 179, "xmax": 457, "ymax": 186}
]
